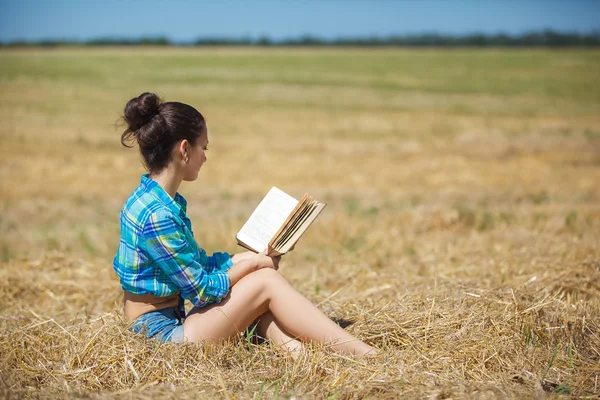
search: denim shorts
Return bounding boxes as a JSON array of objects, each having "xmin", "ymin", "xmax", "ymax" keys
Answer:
[
  {"xmin": 130, "ymin": 307, "xmax": 185, "ymax": 343},
  {"xmin": 130, "ymin": 308, "xmax": 262, "ymax": 344}
]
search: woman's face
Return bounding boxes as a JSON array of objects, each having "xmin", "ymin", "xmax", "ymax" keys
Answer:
[{"xmin": 182, "ymin": 131, "xmax": 208, "ymax": 182}]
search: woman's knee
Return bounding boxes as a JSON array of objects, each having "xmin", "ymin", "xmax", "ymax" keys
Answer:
[
  {"xmin": 228, "ymin": 268, "xmax": 282, "ymax": 302},
  {"xmin": 240, "ymin": 268, "xmax": 287, "ymax": 293},
  {"xmin": 245, "ymin": 267, "xmax": 284, "ymax": 280},
  {"xmin": 258, "ymin": 268, "xmax": 288, "ymax": 284}
]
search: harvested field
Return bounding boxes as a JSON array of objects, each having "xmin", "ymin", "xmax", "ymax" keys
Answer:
[{"xmin": 0, "ymin": 47, "xmax": 599, "ymax": 398}]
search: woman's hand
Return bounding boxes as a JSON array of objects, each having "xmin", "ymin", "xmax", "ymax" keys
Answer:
[
  {"xmin": 255, "ymin": 250, "xmax": 281, "ymax": 270},
  {"xmin": 231, "ymin": 250, "xmax": 281, "ymax": 270}
]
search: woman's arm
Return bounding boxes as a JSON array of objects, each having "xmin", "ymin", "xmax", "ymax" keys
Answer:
[
  {"xmin": 231, "ymin": 251, "xmax": 257, "ymax": 264},
  {"xmin": 205, "ymin": 251, "xmax": 259, "ymax": 274},
  {"xmin": 227, "ymin": 257, "xmax": 258, "ymax": 287},
  {"xmin": 227, "ymin": 251, "xmax": 280, "ymax": 287},
  {"xmin": 143, "ymin": 211, "xmax": 231, "ymax": 308}
]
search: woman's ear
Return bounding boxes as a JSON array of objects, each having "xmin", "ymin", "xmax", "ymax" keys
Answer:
[{"xmin": 179, "ymin": 139, "xmax": 189, "ymax": 162}]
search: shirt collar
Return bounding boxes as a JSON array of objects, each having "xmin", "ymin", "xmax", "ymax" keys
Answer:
[{"xmin": 140, "ymin": 174, "xmax": 187, "ymax": 216}]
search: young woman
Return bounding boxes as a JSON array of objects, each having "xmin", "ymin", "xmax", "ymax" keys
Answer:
[{"xmin": 113, "ymin": 92, "xmax": 378, "ymax": 357}]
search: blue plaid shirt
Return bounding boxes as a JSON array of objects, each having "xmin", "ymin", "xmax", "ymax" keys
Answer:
[{"xmin": 113, "ymin": 174, "xmax": 233, "ymax": 309}]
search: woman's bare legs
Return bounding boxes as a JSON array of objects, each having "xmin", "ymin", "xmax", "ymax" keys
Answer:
[
  {"xmin": 256, "ymin": 311, "xmax": 304, "ymax": 355},
  {"xmin": 183, "ymin": 268, "xmax": 377, "ymax": 356}
]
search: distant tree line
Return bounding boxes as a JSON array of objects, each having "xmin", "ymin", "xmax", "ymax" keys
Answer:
[{"xmin": 4, "ymin": 30, "xmax": 600, "ymax": 47}]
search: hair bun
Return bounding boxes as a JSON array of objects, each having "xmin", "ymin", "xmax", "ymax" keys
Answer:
[
  {"xmin": 119, "ymin": 93, "xmax": 206, "ymax": 171},
  {"xmin": 123, "ymin": 92, "xmax": 162, "ymax": 132}
]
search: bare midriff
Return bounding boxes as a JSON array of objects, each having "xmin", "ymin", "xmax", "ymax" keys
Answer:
[{"xmin": 123, "ymin": 290, "xmax": 180, "ymax": 322}]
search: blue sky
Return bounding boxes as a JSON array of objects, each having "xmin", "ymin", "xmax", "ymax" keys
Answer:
[{"xmin": 0, "ymin": 0, "xmax": 598, "ymax": 42}]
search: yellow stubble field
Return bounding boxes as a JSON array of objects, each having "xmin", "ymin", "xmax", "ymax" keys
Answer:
[{"xmin": 0, "ymin": 47, "xmax": 599, "ymax": 398}]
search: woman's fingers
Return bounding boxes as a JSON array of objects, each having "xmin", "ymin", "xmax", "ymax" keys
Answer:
[
  {"xmin": 253, "ymin": 251, "xmax": 280, "ymax": 270},
  {"xmin": 271, "ymin": 256, "xmax": 281, "ymax": 270}
]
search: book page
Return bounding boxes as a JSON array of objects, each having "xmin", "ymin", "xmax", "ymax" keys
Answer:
[
  {"xmin": 273, "ymin": 199, "xmax": 315, "ymax": 249},
  {"xmin": 269, "ymin": 193, "xmax": 309, "ymax": 248},
  {"xmin": 278, "ymin": 202, "xmax": 326, "ymax": 254},
  {"xmin": 236, "ymin": 187, "xmax": 298, "ymax": 252}
]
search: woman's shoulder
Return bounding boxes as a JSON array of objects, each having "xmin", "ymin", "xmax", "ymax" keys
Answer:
[{"xmin": 121, "ymin": 186, "xmax": 180, "ymax": 230}]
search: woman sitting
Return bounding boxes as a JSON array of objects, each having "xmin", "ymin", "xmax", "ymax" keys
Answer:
[{"xmin": 113, "ymin": 92, "xmax": 378, "ymax": 357}]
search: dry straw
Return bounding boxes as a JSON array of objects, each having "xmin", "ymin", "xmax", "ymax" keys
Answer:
[
  {"xmin": 1, "ymin": 252, "xmax": 598, "ymax": 398},
  {"xmin": 1, "ymin": 47, "xmax": 599, "ymax": 398}
]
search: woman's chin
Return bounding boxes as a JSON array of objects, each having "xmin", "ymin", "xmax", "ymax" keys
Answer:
[{"xmin": 183, "ymin": 171, "xmax": 200, "ymax": 182}]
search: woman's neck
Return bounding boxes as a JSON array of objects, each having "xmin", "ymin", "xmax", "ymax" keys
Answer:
[{"xmin": 149, "ymin": 166, "xmax": 182, "ymax": 199}]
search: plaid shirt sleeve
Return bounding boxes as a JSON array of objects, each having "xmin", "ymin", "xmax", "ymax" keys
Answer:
[
  {"xmin": 143, "ymin": 209, "xmax": 230, "ymax": 308},
  {"xmin": 206, "ymin": 252, "xmax": 234, "ymax": 272}
]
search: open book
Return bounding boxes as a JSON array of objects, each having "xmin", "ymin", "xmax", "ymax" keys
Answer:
[{"xmin": 236, "ymin": 187, "xmax": 326, "ymax": 256}]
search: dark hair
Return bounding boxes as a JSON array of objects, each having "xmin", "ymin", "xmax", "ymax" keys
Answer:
[{"xmin": 121, "ymin": 92, "xmax": 206, "ymax": 173}]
